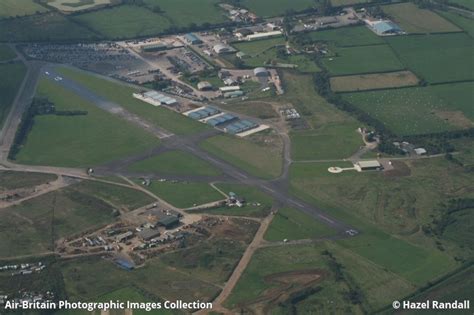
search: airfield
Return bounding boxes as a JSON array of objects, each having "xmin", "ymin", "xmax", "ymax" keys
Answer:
[{"xmin": 0, "ymin": 0, "xmax": 473, "ymax": 314}]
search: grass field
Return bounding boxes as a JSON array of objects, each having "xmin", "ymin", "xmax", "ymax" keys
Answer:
[
  {"xmin": 330, "ymin": 71, "xmax": 420, "ymax": 92},
  {"xmin": 264, "ymin": 207, "xmax": 334, "ymax": 241},
  {"xmin": 72, "ymin": 5, "xmax": 171, "ymax": 39},
  {"xmin": 240, "ymin": 0, "xmax": 316, "ymax": 17},
  {"xmin": 128, "ymin": 150, "xmax": 222, "ymax": 177},
  {"xmin": 198, "ymin": 183, "xmax": 274, "ymax": 217},
  {"xmin": 144, "ymin": 0, "xmax": 226, "ymax": 27},
  {"xmin": 330, "ymin": 0, "xmax": 372, "ymax": 6},
  {"xmin": 0, "ymin": 0, "xmax": 48, "ymax": 18},
  {"xmin": 16, "ymin": 78, "xmax": 158, "ymax": 167},
  {"xmin": 321, "ymin": 45, "xmax": 404, "ymax": 75},
  {"xmin": 438, "ymin": 10, "xmax": 474, "ymax": 38},
  {"xmin": 145, "ymin": 181, "xmax": 223, "ymax": 208},
  {"xmin": 232, "ymin": 37, "xmax": 286, "ymax": 56},
  {"xmin": 237, "ymin": 48, "xmax": 321, "ymax": 72},
  {"xmin": 0, "ymin": 188, "xmax": 117, "ymax": 258},
  {"xmin": 0, "ymin": 13, "xmax": 98, "ymax": 42},
  {"xmin": 291, "ymin": 123, "xmax": 363, "ymax": 160},
  {"xmin": 0, "ymin": 171, "xmax": 56, "ymax": 192},
  {"xmin": 304, "ymin": 26, "xmax": 384, "ymax": 47},
  {"xmin": 57, "ymin": 67, "xmax": 207, "ymax": 135},
  {"xmin": 200, "ymin": 134, "xmax": 283, "ymax": 179},
  {"xmin": 386, "ymin": 33, "xmax": 474, "ymax": 83},
  {"xmin": 69, "ymin": 180, "xmax": 155, "ymax": 211},
  {"xmin": 344, "ymin": 83, "xmax": 473, "ymax": 135},
  {"xmin": 0, "ymin": 62, "xmax": 26, "ymax": 129},
  {"xmin": 0, "ymin": 44, "xmax": 16, "ymax": 61},
  {"xmin": 382, "ymin": 2, "xmax": 460, "ymax": 33},
  {"xmin": 447, "ymin": 0, "xmax": 474, "ymax": 10}
]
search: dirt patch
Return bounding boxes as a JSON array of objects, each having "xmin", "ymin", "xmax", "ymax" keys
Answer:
[
  {"xmin": 383, "ymin": 161, "xmax": 411, "ymax": 177},
  {"xmin": 434, "ymin": 110, "xmax": 474, "ymax": 129},
  {"xmin": 212, "ymin": 218, "xmax": 260, "ymax": 243},
  {"xmin": 331, "ymin": 71, "xmax": 419, "ymax": 92}
]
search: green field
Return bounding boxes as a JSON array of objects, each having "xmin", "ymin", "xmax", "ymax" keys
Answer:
[
  {"xmin": 304, "ymin": 26, "xmax": 384, "ymax": 47},
  {"xmin": 0, "ymin": 171, "xmax": 56, "ymax": 192},
  {"xmin": 264, "ymin": 207, "xmax": 334, "ymax": 241},
  {"xmin": 291, "ymin": 123, "xmax": 363, "ymax": 160},
  {"xmin": 199, "ymin": 183, "xmax": 274, "ymax": 217},
  {"xmin": 0, "ymin": 13, "xmax": 98, "ymax": 42},
  {"xmin": 57, "ymin": 67, "xmax": 207, "ymax": 135},
  {"xmin": 438, "ymin": 10, "xmax": 474, "ymax": 37},
  {"xmin": 386, "ymin": 33, "xmax": 474, "ymax": 83},
  {"xmin": 128, "ymin": 150, "xmax": 222, "ymax": 177},
  {"xmin": 448, "ymin": 0, "xmax": 474, "ymax": 10},
  {"xmin": 0, "ymin": 188, "xmax": 117, "ymax": 258},
  {"xmin": 15, "ymin": 78, "xmax": 158, "ymax": 167},
  {"xmin": 233, "ymin": 37, "xmax": 286, "ymax": 56},
  {"xmin": 72, "ymin": 5, "xmax": 171, "ymax": 39},
  {"xmin": 69, "ymin": 180, "xmax": 155, "ymax": 211},
  {"xmin": 330, "ymin": 0, "xmax": 372, "ymax": 6},
  {"xmin": 200, "ymin": 134, "xmax": 283, "ymax": 179},
  {"xmin": 145, "ymin": 181, "xmax": 223, "ymax": 208},
  {"xmin": 0, "ymin": 0, "xmax": 48, "ymax": 18},
  {"xmin": 0, "ymin": 62, "xmax": 26, "ymax": 128},
  {"xmin": 321, "ymin": 45, "xmax": 404, "ymax": 75},
  {"xmin": 144, "ymin": 0, "xmax": 226, "ymax": 27},
  {"xmin": 0, "ymin": 44, "xmax": 16, "ymax": 61},
  {"xmin": 240, "ymin": 0, "xmax": 316, "ymax": 17},
  {"xmin": 344, "ymin": 82, "xmax": 474, "ymax": 135},
  {"xmin": 382, "ymin": 2, "xmax": 461, "ymax": 33}
]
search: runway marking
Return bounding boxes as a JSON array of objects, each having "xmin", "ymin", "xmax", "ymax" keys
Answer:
[
  {"xmin": 289, "ymin": 199, "xmax": 304, "ymax": 207},
  {"xmin": 262, "ymin": 185, "xmax": 275, "ymax": 193},
  {"xmin": 318, "ymin": 214, "xmax": 335, "ymax": 224}
]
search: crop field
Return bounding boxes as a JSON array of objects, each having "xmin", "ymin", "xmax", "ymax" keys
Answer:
[
  {"xmin": 0, "ymin": 0, "xmax": 48, "ymax": 19},
  {"xmin": 72, "ymin": 5, "xmax": 170, "ymax": 39},
  {"xmin": 61, "ymin": 256, "xmax": 220, "ymax": 302},
  {"xmin": 57, "ymin": 67, "xmax": 207, "ymax": 135},
  {"xmin": 69, "ymin": 180, "xmax": 155, "ymax": 211},
  {"xmin": 0, "ymin": 13, "xmax": 98, "ymax": 42},
  {"xmin": 386, "ymin": 33, "xmax": 474, "ymax": 83},
  {"xmin": 382, "ymin": 3, "xmax": 461, "ymax": 33},
  {"xmin": 240, "ymin": 0, "xmax": 316, "ymax": 17},
  {"xmin": 200, "ymin": 134, "xmax": 283, "ymax": 179},
  {"xmin": 321, "ymin": 45, "xmax": 404, "ymax": 75},
  {"xmin": 199, "ymin": 183, "xmax": 274, "ymax": 217},
  {"xmin": 144, "ymin": 0, "xmax": 226, "ymax": 27},
  {"xmin": 291, "ymin": 123, "xmax": 363, "ymax": 160},
  {"xmin": 128, "ymin": 150, "xmax": 222, "ymax": 177},
  {"xmin": 0, "ymin": 62, "xmax": 26, "ymax": 129},
  {"xmin": 264, "ymin": 207, "xmax": 334, "ymax": 241},
  {"xmin": 344, "ymin": 83, "xmax": 473, "ymax": 135},
  {"xmin": 305, "ymin": 26, "xmax": 384, "ymax": 47},
  {"xmin": 447, "ymin": 0, "xmax": 474, "ymax": 11},
  {"xmin": 0, "ymin": 44, "xmax": 16, "ymax": 61},
  {"xmin": 330, "ymin": 71, "xmax": 420, "ymax": 92},
  {"xmin": 0, "ymin": 171, "xmax": 56, "ymax": 192},
  {"xmin": 0, "ymin": 188, "xmax": 117, "ymax": 258},
  {"xmin": 145, "ymin": 181, "xmax": 223, "ymax": 208},
  {"xmin": 16, "ymin": 79, "xmax": 157, "ymax": 167},
  {"xmin": 46, "ymin": 0, "xmax": 114, "ymax": 13},
  {"xmin": 438, "ymin": 10, "xmax": 474, "ymax": 37},
  {"xmin": 232, "ymin": 37, "xmax": 286, "ymax": 56}
]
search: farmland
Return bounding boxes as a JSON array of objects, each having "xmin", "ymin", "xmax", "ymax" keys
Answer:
[
  {"xmin": 232, "ymin": 37, "xmax": 286, "ymax": 56},
  {"xmin": 15, "ymin": 78, "xmax": 158, "ymax": 167},
  {"xmin": 240, "ymin": 0, "xmax": 316, "ymax": 17},
  {"xmin": 0, "ymin": 13, "xmax": 98, "ymax": 42},
  {"xmin": 321, "ymin": 45, "xmax": 404, "ymax": 75},
  {"xmin": 128, "ymin": 150, "xmax": 222, "ymax": 177},
  {"xmin": 448, "ymin": 0, "xmax": 474, "ymax": 11},
  {"xmin": 200, "ymin": 134, "xmax": 283, "ymax": 179},
  {"xmin": 0, "ymin": 62, "xmax": 27, "ymax": 128},
  {"xmin": 304, "ymin": 26, "xmax": 384, "ymax": 47},
  {"xmin": 330, "ymin": 0, "xmax": 372, "ymax": 6},
  {"xmin": 0, "ymin": 171, "xmax": 56, "ymax": 192},
  {"xmin": 344, "ymin": 83, "xmax": 473, "ymax": 135},
  {"xmin": 0, "ymin": 0, "xmax": 48, "ymax": 19},
  {"xmin": 438, "ymin": 10, "xmax": 474, "ymax": 37},
  {"xmin": 330, "ymin": 71, "xmax": 420, "ymax": 92},
  {"xmin": 46, "ymin": 0, "xmax": 114, "ymax": 13},
  {"xmin": 145, "ymin": 181, "xmax": 223, "ymax": 208},
  {"xmin": 57, "ymin": 67, "xmax": 208, "ymax": 135},
  {"xmin": 386, "ymin": 33, "xmax": 474, "ymax": 83},
  {"xmin": 72, "ymin": 5, "xmax": 171, "ymax": 39},
  {"xmin": 0, "ymin": 44, "xmax": 16, "ymax": 61},
  {"xmin": 382, "ymin": 2, "xmax": 461, "ymax": 33},
  {"xmin": 237, "ymin": 48, "xmax": 321, "ymax": 72}
]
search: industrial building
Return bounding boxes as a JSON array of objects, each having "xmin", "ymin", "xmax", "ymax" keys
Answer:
[
  {"xmin": 141, "ymin": 43, "xmax": 168, "ymax": 52},
  {"xmin": 225, "ymin": 119, "xmax": 258, "ymax": 134},
  {"xmin": 187, "ymin": 107, "xmax": 220, "ymax": 120},
  {"xmin": 219, "ymin": 86, "xmax": 240, "ymax": 92},
  {"xmin": 369, "ymin": 20, "xmax": 403, "ymax": 36},
  {"xmin": 138, "ymin": 228, "xmax": 161, "ymax": 241},
  {"xmin": 116, "ymin": 231, "xmax": 134, "ymax": 243},
  {"xmin": 157, "ymin": 215, "xmax": 180, "ymax": 229},
  {"xmin": 223, "ymin": 90, "xmax": 245, "ymax": 98},
  {"xmin": 254, "ymin": 67, "xmax": 269, "ymax": 77},
  {"xmin": 245, "ymin": 31, "xmax": 283, "ymax": 41},
  {"xmin": 207, "ymin": 113, "xmax": 237, "ymax": 126},
  {"xmin": 133, "ymin": 91, "xmax": 177, "ymax": 106},
  {"xmin": 354, "ymin": 160, "xmax": 383, "ymax": 172},
  {"xmin": 213, "ymin": 43, "xmax": 233, "ymax": 54},
  {"xmin": 197, "ymin": 81, "xmax": 213, "ymax": 91},
  {"xmin": 184, "ymin": 33, "xmax": 202, "ymax": 45}
]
